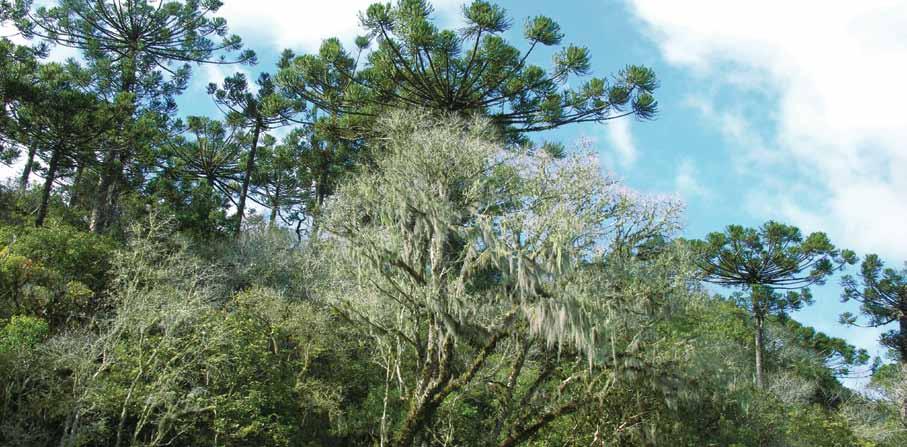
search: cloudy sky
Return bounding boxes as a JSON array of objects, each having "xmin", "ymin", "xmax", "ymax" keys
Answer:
[{"xmin": 4, "ymin": 0, "xmax": 906, "ymax": 379}]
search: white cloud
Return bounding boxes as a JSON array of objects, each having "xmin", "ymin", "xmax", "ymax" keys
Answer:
[
  {"xmin": 674, "ymin": 158, "xmax": 709, "ymax": 199},
  {"xmin": 219, "ymin": 0, "xmax": 464, "ymax": 53},
  {"xmin": 603, "ymin": 118, "xmax": 638, "ymax": 169},
  {"xmin": 683, "ymin": 96, "xmax": 786, "ymax": 171},
  {"xmin": 195, "ymin": 63, "xmax": 255, "ymax": 93},
  {"xmin": 628, "ymin": 0, "xmax": 907, "ymax": 261}
]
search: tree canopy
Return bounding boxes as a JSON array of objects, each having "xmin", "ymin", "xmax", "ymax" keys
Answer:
[
  {"xmin": 841, "ymin": 255, "xmax": 907, "ymax": 362},
  {"xmin": 277, "ymin": 0, "xmax": 658, "ymax": 142},
  {"xmin": 0, "ymin": 1, "xmax": 903, "ymax": 446},
  {"xmin": 693, "ymin": 221, "xmax": 856, "ymax": 388}
]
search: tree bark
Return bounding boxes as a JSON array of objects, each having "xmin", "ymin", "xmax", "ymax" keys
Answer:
[
  {"xmin": 69, "ymin": 159, "xmax": 84, "ymax": 208},
  {"xmin": 899, "ymin": 315, "xmax": 907, "ymax": 425},
  {"xmin": 35, "ymin": 146, "xmax": 61, "ymax": 227},
  {"xmin": 498, "ymin": 402, "xmax": 579, "ymax": 447},
  {"xmin": 492, "ymin": 338, "xmax": 530, "ymax": 441},
  {"xmin": 269, "ymin": 183, "xmax": 280, "ymax": 227},
  {"xmin": 92, "ymin": 53, "xmax": 137, "ymax": 234},
  {"xmin": 392, "ymin": 323, "xmax": 507, "ymax": 447},
  {"xmin": 754, "ymin": 312, "xmax": 765, "ymax": 389},
  {"xmin": 393, "ymin": 330, "xmax": 452, "ymax": 447},
  {"xmin": 234, "ymin": 122, "xmax": 261, "ymax": 237},
  {"xmin": 19, "ymin": 145, "xmax": 38, "ymax": 190},
  {"xmin": 309, "ymin": 163, "xmax": 330, "ymax": 241},
  {"xmin": 89, "ymin": 148, "xmax": 117, "ymax": 233}
]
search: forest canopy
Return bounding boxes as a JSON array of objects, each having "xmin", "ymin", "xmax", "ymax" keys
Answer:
[{"xmin": 0, "ymin": 1, "xmax": 905, "ymax": 446}]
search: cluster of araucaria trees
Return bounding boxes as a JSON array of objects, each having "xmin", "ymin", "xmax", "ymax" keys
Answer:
[{"xmin": 1, "ymin": 1, "xmax": 906, "ymax": 446}]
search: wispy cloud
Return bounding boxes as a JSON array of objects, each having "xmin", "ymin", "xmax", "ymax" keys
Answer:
[
  {"xmin": 628, "ymin": 0, "xmax": 907, "ymax": 261},
  {"xmin": 603, "ymin": 118, "xmax": 638, "ymax": 169},
  {"xmin": 674, "ymin": 158, "xmax": 709, "ymax": 200},
  {"xmin": 219, "ymin": 0, "xmax": 464, "ymax": 53}
]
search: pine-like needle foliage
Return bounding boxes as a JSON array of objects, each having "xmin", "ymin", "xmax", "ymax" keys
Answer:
[{"xmin": 277, "ymin": 0, "xmax": 658, "ymax": 142}]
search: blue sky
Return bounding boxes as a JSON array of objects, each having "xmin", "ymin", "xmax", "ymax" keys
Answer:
[{"xmin": 4, "ymin": 1, "xmax": 906, "ymax": 382}]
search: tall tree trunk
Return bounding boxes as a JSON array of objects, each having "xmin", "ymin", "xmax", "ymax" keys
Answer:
[
  {"xmin": 18, "ymin": 144, "xmax": 37, "ymax": 189},
  {"xmin": 754, "ymin": 312, "xmax": 765, "ymax": 389},
  {"xmin": 899, "ymin": 315, "xmax": 907, "ymax": 365},
  {"xmin": 269, "ymin": 205, "xmax": 278, "ymax": 227},
  {"xmin": 90, "ymin": 148, "xmax": 117, "ymax": 233},
  {"xmin": 269, "ymin": 183, "xmax": 280, "ymax": 227},
  {"xmin": 36, "ymin": 146, "xmax": 62, "ymax": 227},
  {"xmin": 394, "ymin": 324, "xmax": 449, "ymax": 447},
  {"xmin": 309, "ymin": 158, "xmax": 331, "ymax": 241},
  {"xmin": 899, "ymin": 315, "xmax": 907, "ymax": 425},
  {"xmin": 234, "ymin": 121, "xmax": 261, "ymax": 237},
  {"xmin": 106, "ymin": 149, "xmax": 131, "ymax": 226},
  {"xmin": 69, "ymin": 159, "xmax": 84, "ymax": 208},
  {"xmin": 92, "ymin": 53, "xmax": 137, "ymax": 233}
]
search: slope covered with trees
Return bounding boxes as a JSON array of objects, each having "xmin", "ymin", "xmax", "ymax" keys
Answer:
[{"xmin": 1, "ymin": 1, "xmax": 905, "ymax": 446}]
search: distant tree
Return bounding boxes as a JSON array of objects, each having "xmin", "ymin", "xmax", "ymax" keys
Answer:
[
  {"xmin": 841, "ymin": 255, "xmax": 907, "ymax": 363},
  {"xmin": 841, "ymin": 254, "xmax": 907, "ymax": 421},
  {"xmin": 275, "ymin": 48, "xmax": 367, "ymax": 229},
  {"xmin": 251, "ymin": 129, "xmax": 309, "ymax": 228},
  {"xmin": 27, "ymin": 0, "xmax": 255, "ymax": 233},
  {"xmin": 207, "ymin": 72, "xmax": 303, "ymax": 236},
  {"xmin": 277, "ymin": 0, "xmax": 658, "ymax": 143},
  {"xmin": 693, "ymin": 221, "xmax": 856, "ymax": 388},
  {"xmin": 0, "ymin": 34, "xmax": 43, "ymax": 176},
  {"xmin": 0, "ymin": 1, "xmax": 14, "ymax": 21},
  {"xmin": 145, "ymin": 116, "xmax": 242, "ymax": 235},
  {"xmin": 167, "ymin": 116, "xmax": 242, "ymax": 198},
  {"xmin": 781, "ymin": 318, "xmax": 869, "ymax": 379},
  {"xmin": 0, "ymin": 18, "xmax": 43, "ymax": 177},
  {"xmin": 10, "ymin": 62, "xmax": 110, "ymax": 226}
]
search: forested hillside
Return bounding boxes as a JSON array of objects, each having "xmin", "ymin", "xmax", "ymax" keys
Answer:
[{"xmin": 1, "ymin": 1, "xmax": 905, "ymax": 446}]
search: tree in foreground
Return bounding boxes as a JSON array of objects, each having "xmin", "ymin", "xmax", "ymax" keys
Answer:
[
  {"xmin": 693, "ymin": 221, "xmax": 855, "ymax": 388},
  {"xmin": 321, "ymin": 111, "xmax": 686, "ymax": 446},
  {"xmin": 278, "ymin": 0, "xmax": 658, "ymax": 142},
  {"xmin": 841, "ymin": 254, "xmax": 907, "ymax": 421}
]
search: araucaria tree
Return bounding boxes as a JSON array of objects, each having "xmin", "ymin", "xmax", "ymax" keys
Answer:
[
  {"xmin": 251, "ymin": 129, "xmax": 309, "ymax": 228},
  {"xmin": 693, "ymin": 221, "xmax": 855, "ymax": 388},
  {"xmin": 321, "ymin": 111, "xmax": 686, "ymax": 446},
  {"xmin": 0, "ymin": 39, "xmax": 42, "ymax": 185},
  {"xmin": 841, "ymin": 254, "xmax": 907, "ymax": 421},
  {"xmin": 10, "ymin": 63, "xmax": 110, "ymax": 226},
  {"xmin": 207, "ymin": 72, "xmax": 302, "ymax": 236},
  {"xmin": 841, "ymin": 255, "xmax": 907, "ymax": 361},
  {"xmin": 278, "ymin": 0, "xmax": 658, "ymax": 141},
  {"xmin": 167, "ymin": 115, "xmax": 242, "ymax": 198},
  {"xmin": 27, "ymin": 0, "xmax": 255, "ymax": 233}
]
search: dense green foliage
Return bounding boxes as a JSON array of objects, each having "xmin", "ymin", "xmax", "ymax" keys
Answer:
[{"xmin": 1, "ymin": 1, "xmax": 905, "ymax": 446}]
